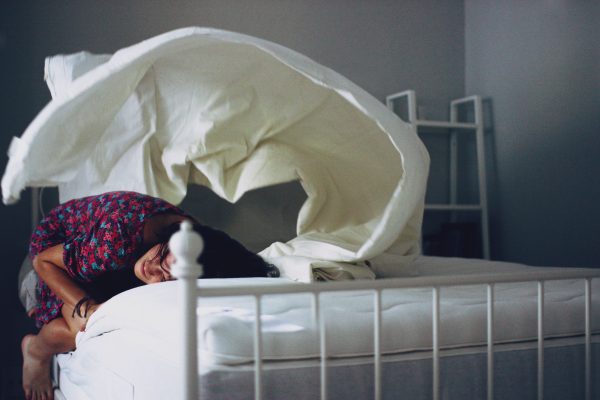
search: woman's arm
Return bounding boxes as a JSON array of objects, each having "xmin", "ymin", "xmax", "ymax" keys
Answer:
[{"xmin": 33, "ymin": 245, "xmax": 98, "ymax": 332}]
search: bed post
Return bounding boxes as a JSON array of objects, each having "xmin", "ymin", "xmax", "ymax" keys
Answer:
[{"xmin": 170, "ymin": 220, "xmax": 204, "ymax": 400}]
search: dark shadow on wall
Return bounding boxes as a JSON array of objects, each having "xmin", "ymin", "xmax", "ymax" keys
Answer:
[
  {"xmin": 180, "ymin": 181, "xmax": 307, "ymax": 253},
  {"xmin": 0, "ymin": 3, "xmax": 48, "ymax": 398},
  {"xmin": 420, "ymin": 96, "xmax": 498, "ymax": 260},
  {"xmin": 482, "ymin": 97, "xmax": 501, "ymax": 260}
]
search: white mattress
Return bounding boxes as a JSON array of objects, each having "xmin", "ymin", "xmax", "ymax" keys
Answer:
[
  {"xmin": 56, "ymin": 335, "xmax": 599, "ymax": 400},
  {"xmin": 56, "ymin": 256, "xmax": 600, "ymax": 399}
]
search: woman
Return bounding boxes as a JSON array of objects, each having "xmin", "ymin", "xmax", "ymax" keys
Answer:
[{"xmin": 22, "ymin": 191, "xmax": 277, "ymax": 400}]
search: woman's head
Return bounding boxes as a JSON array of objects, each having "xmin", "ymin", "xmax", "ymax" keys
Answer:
[
  {"xmin": 133, "ymin": 244, "xmax": 174, "ymax": 284},
  {"xmin": 84, "ymin": 221, "xmax": 278, "ymax": 302},
  {"xmin": 135, "ymin": 220, "xmax": 279, "ymax": 284}
]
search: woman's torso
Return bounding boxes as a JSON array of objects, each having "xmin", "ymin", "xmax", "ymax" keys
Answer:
[{"xmin": 29, "ymin": 191, "xmax": 187, "ymax": 325}]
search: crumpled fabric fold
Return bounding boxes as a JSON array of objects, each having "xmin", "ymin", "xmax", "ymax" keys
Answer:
[{"xmin": 2, "ymin": 27, "xmax": 429, "ymax": 277}]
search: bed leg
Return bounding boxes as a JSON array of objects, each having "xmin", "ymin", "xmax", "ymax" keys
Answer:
[
  {"xmin": 537, "ymin": 281, "xmax": 544, "ymax": 400},
  {"xmin": 432, "ymin": 287, "xmax": 440, "ymax": 400},
  {"xmin": 486, "ymin": 284, "xmax": 495, "ymax": 400},
  {"xmin": 584, "ymin": 278, "xmax": 592, "ymax": 400}
]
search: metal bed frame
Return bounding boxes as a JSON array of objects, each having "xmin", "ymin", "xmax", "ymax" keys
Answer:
[{"xmin": 170, "ymin": 221, "xmax": 599, "ymax": 400}]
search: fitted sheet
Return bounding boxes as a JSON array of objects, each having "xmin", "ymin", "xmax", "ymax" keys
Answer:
[{"xmin": 57, "ymin": 256, "xmax": 599, "ymax": 399}]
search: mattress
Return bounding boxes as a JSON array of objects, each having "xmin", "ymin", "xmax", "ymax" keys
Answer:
[
  {"xmin": 55, "ymin": 335, "xmax": 599, "ymax": 400},
  {"xmin": 55, "ymin": 256, "xmax": 600, "ymax": 399}
]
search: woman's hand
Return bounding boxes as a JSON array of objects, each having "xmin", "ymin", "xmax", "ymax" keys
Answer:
[
  {"xmin": 78, "ymin": 302, "xmax": 101, "ymax": 332},
  {"xmin": 64, "ymin": 298, "xmax": 102, "ymax": 334}
]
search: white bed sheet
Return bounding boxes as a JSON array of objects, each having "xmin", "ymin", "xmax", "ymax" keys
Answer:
[{"xmin": 58, "ymin": 256, "xmax": 599, "ymax": 399}]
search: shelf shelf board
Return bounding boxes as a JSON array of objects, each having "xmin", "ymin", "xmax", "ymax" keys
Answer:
[
  {"xmin": 425, "ymin": 204, "xmax": 482, "ymax": 211},
  {"xmin": 414, "ymin": 120, "xmax": 478, "ymax": 130}
]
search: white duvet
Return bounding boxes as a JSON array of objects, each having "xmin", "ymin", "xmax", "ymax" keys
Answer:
[{"xmin": 1, "ymin": 27, "xmax": 429, "ymax": 276}]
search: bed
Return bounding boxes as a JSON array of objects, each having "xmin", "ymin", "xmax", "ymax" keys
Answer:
[
  {"xmin": 50, "ymin": 244, "xmax": 599, "ymax": 400},
  {"xmin": 3, "ymin": 28, "xmax": 599, "ymax": 400}
]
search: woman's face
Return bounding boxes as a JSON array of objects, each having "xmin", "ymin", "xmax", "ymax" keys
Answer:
[{"xmin": 133, "ymin": 244, "xmax": 175, "ymax": 284}]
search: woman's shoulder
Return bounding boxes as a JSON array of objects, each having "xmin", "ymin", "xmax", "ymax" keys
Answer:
[
  {"xmin": 61, "ymin": 191, "xmax": 180, "ymax": 217},
  {"xmin": 99, "ymin": 191, "xmax": 185, "ymax": 219},
  {"xmin": 37, "ymin": 191, "xmax": 187, "ymax": 239}
]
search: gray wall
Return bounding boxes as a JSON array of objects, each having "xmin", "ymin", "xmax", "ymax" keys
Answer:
[
  {"xmin": 465, "ymin": 1, "xmax": 600, "ymax": 267},
  {"xmin": 3, "ymin": 1, "xmax": 598, "ymax": 396},
  {"xmin": 0, "ymin": 1, "xmax": 465, "ymax": 395}
]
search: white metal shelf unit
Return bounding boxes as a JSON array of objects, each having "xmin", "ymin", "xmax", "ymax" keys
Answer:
[{"xmin": 386, "ymin": 90, "xmax": 490, "ymax": 259}]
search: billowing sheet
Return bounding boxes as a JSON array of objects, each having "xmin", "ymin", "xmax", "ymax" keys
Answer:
[{"xmin": 1, "ymin": 28, "xmax": 428, "ymax": 274}]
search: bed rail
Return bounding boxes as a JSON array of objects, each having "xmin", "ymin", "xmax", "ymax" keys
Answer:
[{"xmin": 170, "ymin": 223, "xmax": 599, "ymax": 400}]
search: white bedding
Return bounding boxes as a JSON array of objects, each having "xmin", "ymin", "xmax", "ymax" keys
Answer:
[
  {"xmin": 57, "ymin": 332, "xmax": 599, "ymax": 400},
  {"xmin": 76, "ymin": 256, "xmax": 599, "ymax": 367},
  {"xmin": 55, "ymin": 256, "xmax": 600, "ymax": 400}
]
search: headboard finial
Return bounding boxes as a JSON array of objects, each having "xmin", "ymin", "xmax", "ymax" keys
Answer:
[{"xmin": 169, "ymin": 220, "xmax": 204, "ymax": 279}]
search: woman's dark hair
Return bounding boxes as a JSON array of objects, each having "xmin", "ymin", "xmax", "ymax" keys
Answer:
[
  {"xmin": 77, "ymin": 220, "xmax": 278, "ymax": 309},
  {"xmin": 76, "ymin": 268, "xmax": 144, "ymax": 315},
  {"xmin": 153, "ymin": 221, "xmax": 279, "ymax": 279}
]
